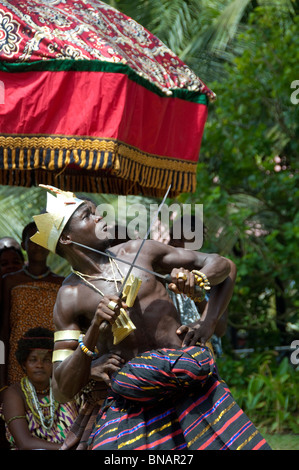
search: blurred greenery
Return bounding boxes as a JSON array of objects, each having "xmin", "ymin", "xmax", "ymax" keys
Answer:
[
  {"xmin": 182, "ymin": 5, "xmax": 299, "ymax": 348},
  {"xmin": 217, "ymin": 351, "xmax": 299, "ymax": 434},
  {"xmin": 264, "ymin": 433, "xmax": 299, "ymax": 450}
]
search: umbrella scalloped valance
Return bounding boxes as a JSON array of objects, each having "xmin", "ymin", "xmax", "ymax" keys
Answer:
[{"xmin": 0, "ymin": 0, "xmax": 215, "ymax": 197}]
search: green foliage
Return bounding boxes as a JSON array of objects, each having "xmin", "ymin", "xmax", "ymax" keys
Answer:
[
  {"xmin": 106, "ymin": 0, "xmax": 297, "ymax": 83},
  {"xmin": 217, "ymin": 352, "xmax": 299, "ymax": 433},
  {"xmin": 179, "ymin": 6, "xmax": 299, "ymax": 341}
]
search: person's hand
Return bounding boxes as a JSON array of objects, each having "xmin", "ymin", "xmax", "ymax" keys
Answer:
[
  {"xmin": 168, "ymin": 267, "xmax": 195, "ymax": 297},
  {"xmin": 176, "ymin": 318, "xmax": 216, "ymax": 347},
  {"xmin": 90, "ymin": 353, "xmax": 125, "ymax": 386},
  {"xmin": 94, "ymin": 296, "xmax": 127, "ymax": 327}
]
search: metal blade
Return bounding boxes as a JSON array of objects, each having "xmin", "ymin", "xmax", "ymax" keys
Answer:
[
  {"xmin": 71, "ymin": 240, "xmax": 169, "ymax": 282},
  {"xmin": 72, "ymin": 237, "xmax": 205, "ymax": 298},
  {"xmin": 117, "ymin": 184, "xmax": 171, "ymax": 297}
]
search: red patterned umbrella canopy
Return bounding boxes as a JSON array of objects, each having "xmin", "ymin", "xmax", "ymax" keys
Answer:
[{"xmin": 0, "ymin": 0, "xmax": 215, "ymax": 197}]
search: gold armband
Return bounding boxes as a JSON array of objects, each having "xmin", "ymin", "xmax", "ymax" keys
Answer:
[
  {"xmin": 54, "ymin": 330, "xmax": 81, "ymax": 342},
  {"xmin": 52, "ymin": 349, "xmax": 74, "ymax": 363}
]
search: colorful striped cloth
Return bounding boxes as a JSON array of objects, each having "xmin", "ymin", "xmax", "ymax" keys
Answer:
[
  {"xmin": 2, "ymin": 397, "xmax": 79, "ymax": 449},
  {"xmin": 88, "ymin": 346, "xmax": 271, "ymax": 450}
]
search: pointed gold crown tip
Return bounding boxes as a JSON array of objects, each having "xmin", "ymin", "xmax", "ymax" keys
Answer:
[{"xmin": 30, "ymin": 185, "xmax": 84, "ymax": 253}]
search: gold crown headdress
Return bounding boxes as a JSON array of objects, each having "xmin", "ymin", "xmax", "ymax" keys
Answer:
[{"xmin": 30, "ymin": 185, "xmax": 85, "ymax": 253}]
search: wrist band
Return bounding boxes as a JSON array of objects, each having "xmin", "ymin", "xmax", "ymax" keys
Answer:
[{"xmin": 78, "ymin": 334, "xmax": 99, "ymax": 358}]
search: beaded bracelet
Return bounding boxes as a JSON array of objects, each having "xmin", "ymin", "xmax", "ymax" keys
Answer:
[
  {"xmin": 192, "ymin": 270, "xmax": 211, "ymax": 290},
  {"xmin": 189, "ymin": 270, "xmax": 211, "ymax": 303},
  {"xmin": 78, "ymin": 334, "xmax": 99, "ymax": 359}
]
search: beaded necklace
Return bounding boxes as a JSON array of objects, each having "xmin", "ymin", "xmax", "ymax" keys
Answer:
[
  {"xmin": 35, "ymin": 385, "xmax": 50, "ymax": 394},
  {"xmin": 22, "ymin": 266, "xmax": 51, "ymax": 280},
  {"xmin": 21, "ymin": 377, "xmax": 58, "ymax": 431},
  {"xmin": 72, "ymin": 257, "xmax": 124, "ymax": 296}
]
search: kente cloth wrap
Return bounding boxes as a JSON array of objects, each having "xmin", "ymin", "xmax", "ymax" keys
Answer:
[
  {"xmin": 0, "ymin": 0, "xmax": 215, "ymax": 197},
  {"xmin": 8, "ymin": 282, "xmax": 59, "ymax": 385},
  {"xmin": 60, "ymin": 381, "xmax": 108, "ymax": 450},
  {"xmin": 2, "ymin": 394, "xmax": 79, "ymax": 449},
  {"xmin": 88, "ymin": 346, "xmax": 271, "ymax": 450}
]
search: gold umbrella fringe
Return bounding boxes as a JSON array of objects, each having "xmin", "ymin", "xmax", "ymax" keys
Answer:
[{"xmin": 0, "ymin": 135, "xmax": 197, "ymax": 196}]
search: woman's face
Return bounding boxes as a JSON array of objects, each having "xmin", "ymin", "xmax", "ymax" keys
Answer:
[{"xmin": 24, "ymin": 349, "xmax": 52, "ymax": 388}]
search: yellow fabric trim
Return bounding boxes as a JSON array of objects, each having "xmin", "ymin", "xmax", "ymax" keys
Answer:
[
  {"xmin": 118, "ymin": 144, "xmax": 196, "ymax": 171},
  {"xmin": 0, "ymin": 135, "xmax": 196, "ymax": 170},
  {"xmin": 52, "ymin": 349, "xmax": 74, "ymax": 363},
  {"xmin": 54, "ymin": 330, "xmax": 81, "ymax": 342},
  {"xmin": 0, "ymin": 135, "xmax": 117, "ymax": 152},
  {"xmin": 0, "ymin": 135, "xmax": 197, "ymax": 196},
  {"xmin": 118, "ymin": 419, "xmax": 179, "ymax": 449},
  {"xmin": 187, "ymin": 401, "xmax": 236, "ymax": 447},
  {"xmin": 236, "ymin": 430, "xmax": 259, "ymax": 450}
]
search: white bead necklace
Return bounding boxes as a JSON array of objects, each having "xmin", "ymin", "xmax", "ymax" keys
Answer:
[{"xmin": 22, "ymin": 377, "xmax": 57, "ymax": 431}]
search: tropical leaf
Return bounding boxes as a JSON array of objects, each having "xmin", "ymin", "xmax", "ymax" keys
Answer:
[{"xmin": 106, "ymin": 0, "xmax": 297, "ymax": 83}]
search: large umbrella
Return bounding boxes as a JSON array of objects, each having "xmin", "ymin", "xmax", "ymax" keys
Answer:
[{"xmin": 0, "ymin": 0, "xmax": 215, "ymax": 197}]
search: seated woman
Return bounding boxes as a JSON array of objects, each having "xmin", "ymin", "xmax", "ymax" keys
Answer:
[
  {"xmin": 0, "ymin": 222, "xmax": 64, "ymax": 386},
  {"xmin": 1, "ymin": 327, "xmax": 79, "ymax": 450}
]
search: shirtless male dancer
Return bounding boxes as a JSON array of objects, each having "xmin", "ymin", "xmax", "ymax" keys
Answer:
[{"xmin": 31, "ymin": 186, "xmax": 271, "ymax": 450}]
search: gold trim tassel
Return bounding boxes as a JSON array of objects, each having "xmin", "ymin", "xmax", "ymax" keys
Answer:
[{"xmin": 0, "ymin": 135, "xmax": 197, "ymax": 196}]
